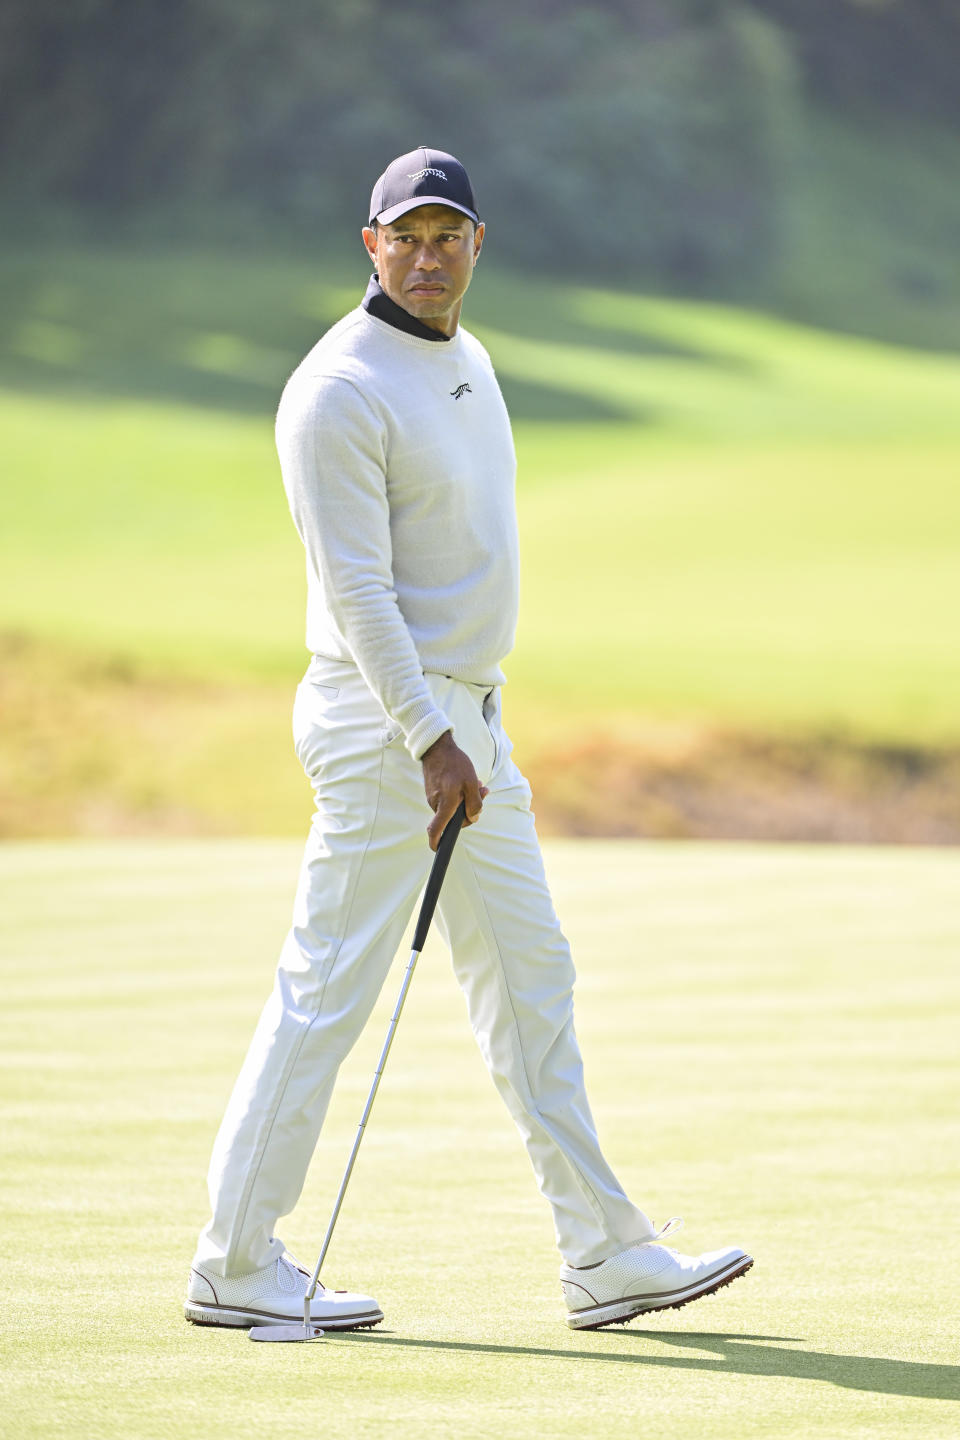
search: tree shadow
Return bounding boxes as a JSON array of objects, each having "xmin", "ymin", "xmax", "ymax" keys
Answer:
[
  {"xmin": 496, "ymin": 373, "xmax": 643, "ymax": 424},
  {"xmin": 333, "ymin": 1329, "xmax": 959, "ymax": 1401},
  {"xmin": 0, "ymin": 250, "xmax": 731, "ymax": 423},
  {"xmin": 471, "ymin": 281, "xmax": 753, "ymax": 369}
]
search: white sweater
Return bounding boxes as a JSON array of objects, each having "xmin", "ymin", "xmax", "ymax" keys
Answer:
[{"xmin": 276, "ymin": 307, "xmax": 519, "ymax": 760}]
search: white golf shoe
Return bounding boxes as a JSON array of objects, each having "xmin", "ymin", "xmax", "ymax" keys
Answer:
[
  {"xmin": 184, "ymin": 1253, "xmax": 383, "ymax": 1330},
  {"xmin": 560, "ymin": 1219, "xmax": 753, "ymax": 1330}
]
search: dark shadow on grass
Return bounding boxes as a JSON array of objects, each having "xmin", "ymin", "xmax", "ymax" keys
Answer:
[
  {"xmin": 0, "ymin": 250, "xmax": 729, "ymax": 422},
  {"xmin": 0, "ymin": 360, "xmax": 283, "ymax": 416},
  {"xmin": 0, "ymin": 328, "xmax": 646, "ymax": 423},
  {"xmin": 496, "ymin": 373, "xmax": 641, "ymax": 423},
  {"xmin": 470, "ymin": 288, "xmax": 756, "ymax": 371},
  {"xmin": 332, "ymin": 1329, "xmax": 960, "ymax": 1401}
]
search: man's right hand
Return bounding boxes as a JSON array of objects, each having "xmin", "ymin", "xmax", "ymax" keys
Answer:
[{"xmin": 421, "ymin": 730, "xmax": 488, "ymax": 851}]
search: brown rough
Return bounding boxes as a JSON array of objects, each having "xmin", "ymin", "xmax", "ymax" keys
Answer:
[
  {"xmin": 523, "ymin": 730, "xmax": 960, "ymax": 845},
  {"xmin": 3, "ymin": 631, "xmax": 960, "ymax": 843}
]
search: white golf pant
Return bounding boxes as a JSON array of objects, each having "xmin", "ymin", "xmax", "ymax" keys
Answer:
[{"xmin": 195, "ymin": 658, "xmax": 653, "ymax": 1274}]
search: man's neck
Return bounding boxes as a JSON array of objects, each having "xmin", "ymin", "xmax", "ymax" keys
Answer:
[{"xmin": 361, "ymin": 274, "xmax": 452, "ymax": 342}]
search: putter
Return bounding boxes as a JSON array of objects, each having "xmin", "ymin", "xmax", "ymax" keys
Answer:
[{"xmin": 249, "ymin": 799, "xmax": 467, "ymax": 1342}]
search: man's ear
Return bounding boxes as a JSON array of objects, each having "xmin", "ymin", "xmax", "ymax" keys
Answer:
[{"xmin": 361, "ymin": 226, "xmax": 378, "ymax": 266}]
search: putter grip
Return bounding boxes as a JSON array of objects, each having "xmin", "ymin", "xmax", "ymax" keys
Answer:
[{"xmin": 412, "ymin": 800, "xmax": 466, "ymax": 952}]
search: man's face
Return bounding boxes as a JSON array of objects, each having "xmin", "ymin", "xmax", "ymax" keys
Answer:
[{"xmin": 362, "ymin": 204, "xmax": 484, "ymax": 338}]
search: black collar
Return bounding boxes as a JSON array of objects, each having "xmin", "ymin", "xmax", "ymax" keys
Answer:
[{"xmin": 362, "ymin": 274, "xmax": 450, "ymax": 342}]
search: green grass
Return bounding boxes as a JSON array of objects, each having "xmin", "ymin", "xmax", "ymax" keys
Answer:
[
  {"xmin": 1, "ymin": 838, "xmax": 958, "ymax": 1437},
  {"xmin": 2, "ymin": 249, "xmax": 960, "ymax": 758}
]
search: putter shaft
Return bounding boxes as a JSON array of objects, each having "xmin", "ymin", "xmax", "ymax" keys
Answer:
[
  {"xmin": 303, "ymin": 941, "xmax": 422, "ymax": 1321},
  {"xmin": 300, "ymin": 800, "xmax": 467, "ymax": 1326}
]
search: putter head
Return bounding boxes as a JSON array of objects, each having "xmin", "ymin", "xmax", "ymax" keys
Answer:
[{"xmin": 248, "ymin": 1321, "xmax": 325, "ymax": 1343}]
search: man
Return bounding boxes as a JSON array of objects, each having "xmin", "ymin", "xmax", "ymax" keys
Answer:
[{"xmin": 185, "ymin": 147, "xmax": 753, "ymax": 1334}]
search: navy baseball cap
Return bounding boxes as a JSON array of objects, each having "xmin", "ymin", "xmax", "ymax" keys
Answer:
[{"xmin": 368, "ymin": 146, "xmax": 479, "ymax": 227}]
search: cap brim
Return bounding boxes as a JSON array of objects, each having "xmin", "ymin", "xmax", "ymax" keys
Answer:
[{"xmin": 373, "ymin": 196, "xmax": 479, "ymax": 226}]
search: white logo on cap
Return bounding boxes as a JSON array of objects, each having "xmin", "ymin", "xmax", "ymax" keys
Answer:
[{"xmin": 407, "ymin": 167, "xmax": 447, "ymax": 182}]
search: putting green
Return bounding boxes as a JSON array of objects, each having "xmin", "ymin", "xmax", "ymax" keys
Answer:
[{"xmin": 1, "ymin": 838, "xmax": 957, "ymax": 1437}]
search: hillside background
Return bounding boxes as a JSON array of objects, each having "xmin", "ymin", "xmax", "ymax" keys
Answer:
[{"xmin": 1, "ymin": 0, "xmax": 959, "ymax": 840}]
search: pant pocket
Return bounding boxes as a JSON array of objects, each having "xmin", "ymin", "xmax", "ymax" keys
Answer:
[
  {"xmin": 427, "ymin": 675, "xmax": 498, "ymax": 786},
  {"xmin": 482, "ymin": 687, "xmax": 504, "ymax": 780}
]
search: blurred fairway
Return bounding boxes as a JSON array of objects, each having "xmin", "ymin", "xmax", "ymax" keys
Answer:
[
  {"xmin": 1, "ymin": 248, "xmax": 959, "ymax": 832},
  {"xmin": 1, "ymin": 837, "xmax": 958, "ymax": 1438}
]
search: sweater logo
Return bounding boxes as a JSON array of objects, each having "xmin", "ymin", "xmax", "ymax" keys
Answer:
[
  {"xmin": 408, "ymin": 167, "xmax": 447, "ymax": 183},
  {"xmin": 450, "ymin": 383, "xmax": 472, "ymax": 399}
]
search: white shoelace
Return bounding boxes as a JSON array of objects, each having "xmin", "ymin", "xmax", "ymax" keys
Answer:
[
  {"xmin": 648, "ymin": 1216, "xmax": 684, "ymax": 1251},
  {"xmin": 280, "ymin": 1254, "xmax": 326, "ymax": 1294}
]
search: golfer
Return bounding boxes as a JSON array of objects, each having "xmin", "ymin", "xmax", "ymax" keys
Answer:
[{"xmin": 186, "ymin": 147, "xmax": 752, "ymax": 1333}]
